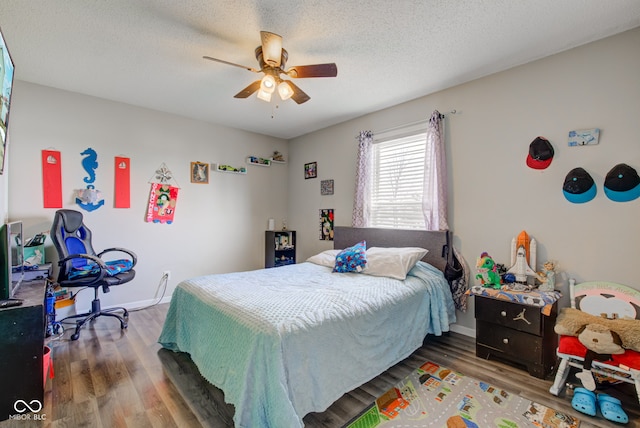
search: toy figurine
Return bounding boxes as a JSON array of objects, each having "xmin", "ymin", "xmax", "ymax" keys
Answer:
[
  {"xmin": 475, "ymin": 252, "xmax": 501, "ymax": 289},
  {"xmin": 507, "ymin": 230, "xmax": 538, "ymax": 284},
  {"xmin": 537, "ymin": 260, "xmax": 557, "ymax": 292}
]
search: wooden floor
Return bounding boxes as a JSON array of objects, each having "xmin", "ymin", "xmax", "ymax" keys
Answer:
[{"xmin": 2, "ymin": 303, "xmax": 638, "ymax": 427}]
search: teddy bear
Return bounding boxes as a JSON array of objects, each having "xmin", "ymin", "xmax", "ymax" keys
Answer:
[{"xmin": 554, "ymin": 307, "xmax": 640, "ymax": 390}]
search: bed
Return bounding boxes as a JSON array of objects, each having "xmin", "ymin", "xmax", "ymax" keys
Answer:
[{"xmin": 158, "ymin": 227, "xmax": 457, "ymax": 427}]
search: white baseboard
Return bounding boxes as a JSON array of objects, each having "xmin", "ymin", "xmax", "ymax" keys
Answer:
[
  {"xmin": 71, "ymin": 295, "xmax": 172, "ymax": 314},
  {"xmin": 449, "ymin": 323, "xmax": 475, "ymax": 338}
]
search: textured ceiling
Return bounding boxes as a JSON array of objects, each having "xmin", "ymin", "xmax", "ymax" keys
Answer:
[{"xmin": 1, "ymin": 0, "xmax": 639, "ymax": 139}]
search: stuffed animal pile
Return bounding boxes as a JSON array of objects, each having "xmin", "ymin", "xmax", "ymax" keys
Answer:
[{"xmin": 554, "ymin": 307, "xmax": 640, "ymax": 390}]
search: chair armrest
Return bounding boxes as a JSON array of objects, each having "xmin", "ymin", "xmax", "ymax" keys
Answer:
[
  {"xmin": 58, "ymin": 253, "xmax": 108, "ymax": 285},
  {"xmin": 98, "ymin": 247, "xmax": 138, "ymax": 268}
]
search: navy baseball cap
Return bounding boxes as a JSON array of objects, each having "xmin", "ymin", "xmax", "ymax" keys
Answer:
[
  {"xmin": 563, "ymin": 168, "xmax": 597, "ymax": 203},
  {"xmin": 604, "ymin": 163, "xmax": 640, "ymax": 202},
  {"xmin": 527, "ymin": 137, "xmax": 554, "ymax": 170}
]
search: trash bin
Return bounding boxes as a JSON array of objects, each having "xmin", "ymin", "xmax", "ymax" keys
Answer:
[{"xmin": 43, "ymin": 346, "xmax": 54, "ymax": 387}]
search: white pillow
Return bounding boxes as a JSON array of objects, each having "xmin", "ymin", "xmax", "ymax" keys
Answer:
[
  {"xmin": 305, "ymin": 249, "xmax": 341, "ymax": 268},
  {"xmin": 363, "ymin": 247, "xmax": 428, "ymax": 280}
]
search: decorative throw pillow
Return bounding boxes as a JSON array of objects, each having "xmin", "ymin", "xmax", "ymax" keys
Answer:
[
  {"xmin": 306, "ymin": 249, "xmax": 341, "ymax": 268},
  {"xmin": 333, "ymin": 241, "xmax": 367, "ymax": 273},
  {"xmin": 363, "ymin": 247, "xmax": 428, "ymax": 280}
]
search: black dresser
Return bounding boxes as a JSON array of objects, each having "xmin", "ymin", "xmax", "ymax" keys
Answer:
[
  {"xmin": 475, "ymin": 295, "xmax": 558, "ymax": 379},
  {"xmin": 0, "ymin": 278, "xmax": 47, "ymax": 421}
]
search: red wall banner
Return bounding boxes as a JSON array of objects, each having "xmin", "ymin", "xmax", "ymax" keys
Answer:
[
  {"xmin": 42, "ymin": 150, "xmax": 62, "ymax": 208},
  {"xmin": 114, "ymin": 156, "xmax": 130, "ymax": 208}
]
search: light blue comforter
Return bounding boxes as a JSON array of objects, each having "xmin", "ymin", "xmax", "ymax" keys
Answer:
[{"xmin": 158, "ymin": 261, "xmax": 455, "ymax": 427}]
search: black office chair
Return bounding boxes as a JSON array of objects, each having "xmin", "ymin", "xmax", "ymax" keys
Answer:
[{"xmin": 50, "ymin": 209, "xmax": 137, "ymax": 340}]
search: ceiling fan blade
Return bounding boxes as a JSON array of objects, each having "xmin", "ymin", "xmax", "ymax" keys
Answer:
[
  {"xmin": 203, "ymin": 56, "xmax": 259, "ymax": 73},
  {"xmin": 234, "ymin": 80, "xmax": 262, "ymax": 98},
  {"xmin": 286, "ymin": 80, "xmax": 311, "ymax": 104},
  {"xmin": 286, "ymin": 63, "xmax": 338, "ymax": 78},
  {"xmin": 260, "ymin": 31, "xmax": 283, "ymax": 67}
]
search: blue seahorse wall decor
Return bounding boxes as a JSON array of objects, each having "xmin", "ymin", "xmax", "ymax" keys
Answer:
[
  {"xmin": 81, "ymin": 148, "xmax": 98, "ymax": 184},
  {"xmin": 77, "ymin": 147, "xmax": 104, "ymax": 211}
]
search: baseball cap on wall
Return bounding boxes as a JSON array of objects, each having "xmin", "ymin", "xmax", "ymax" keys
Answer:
[
  {"xmin": 604, "ymin": 163, "xmax": 640, "ymax": 202},
  {"xmin": 526, "ymin": 137, "xmax": 554, "ymax": 170},
  {"xmin": 563, "ymin": 167, "xmax": 597, "ymax": 203}
]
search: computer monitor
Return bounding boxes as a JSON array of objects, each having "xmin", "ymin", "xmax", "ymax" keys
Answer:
[{"xmin": 0, "ymin": 221, "xmax": 24, "ymax": 299}]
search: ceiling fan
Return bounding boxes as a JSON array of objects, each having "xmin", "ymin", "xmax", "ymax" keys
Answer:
[{"xmin": 203, "ymin": 31, "xmax": 338, "ymax": 104}]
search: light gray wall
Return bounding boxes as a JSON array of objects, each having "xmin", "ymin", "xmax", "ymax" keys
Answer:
[
  {"xmin": 3, "ymin": 28, "xmax": 639, "ymax": 335},
  {"xmin": 6, "ymin": 81, "xmax": 288, "ymax": 312},
  {"xmin": 287, "ymin": 27, "xmax": 640, "ymax": 335}
]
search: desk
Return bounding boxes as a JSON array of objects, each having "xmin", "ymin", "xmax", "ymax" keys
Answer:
[{"xmin": 0, "ymin": 278, "xmax": 47, "ymax": 421}]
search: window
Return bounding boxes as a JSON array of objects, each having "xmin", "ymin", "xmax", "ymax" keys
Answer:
[{"xmin": 369, "ymin": 130, "xmax": 430, "ymax": 229}]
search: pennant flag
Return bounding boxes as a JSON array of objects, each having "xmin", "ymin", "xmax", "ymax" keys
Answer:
[
  {"xmin": 146, "ymin": 183, "xmax": 178, "ymax": 224},
  {"xmin": 114, "ymin": 156, "xmax": 130, "ymax": 208},
  {"xmin": 42, "ymin": 150, "xmax": 62, "ymax": 208}
]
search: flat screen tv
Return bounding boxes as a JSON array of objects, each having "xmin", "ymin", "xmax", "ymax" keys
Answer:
[
  {"xmin": 0, "ymin": 221, "xmax": 24, "ymax": 299},
  {"xmin": 0, "ymin": 25, "xmax": 15, "ymax": 175}
]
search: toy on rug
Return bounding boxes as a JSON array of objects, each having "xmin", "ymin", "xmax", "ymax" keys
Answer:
[
  {"xmin": 555, "ymin": 307, "xmax": 640, "ymax": 391},
  {"xmin": 475, "ymin": 252, "xmax": 501, "ymax": 289},
  {"xmin": 537, "ymin": 260, "xmax": 557, "ymax": 291}
]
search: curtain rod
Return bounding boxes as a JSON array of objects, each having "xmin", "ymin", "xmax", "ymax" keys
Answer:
[{"xmin": 369, "ymin": 110, "xmax": 457, "ymax": 136}]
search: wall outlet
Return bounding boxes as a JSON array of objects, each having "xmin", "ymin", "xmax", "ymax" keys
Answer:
[{"xmin": 163, "ymin": 270, "xmax": 171, "ymax": 281}]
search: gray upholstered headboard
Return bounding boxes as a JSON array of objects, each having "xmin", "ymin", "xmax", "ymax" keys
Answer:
[{"xmin": 333, "ymin": 226, "xmax": 450, "ymax": 273}]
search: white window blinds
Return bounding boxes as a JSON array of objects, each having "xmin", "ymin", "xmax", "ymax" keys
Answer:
[{"xmin": 370, "ymin": 131, "xmax": 430, "ymax": 229}]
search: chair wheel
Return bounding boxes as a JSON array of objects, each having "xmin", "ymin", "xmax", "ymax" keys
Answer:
[
  {"xmin": 121, "ymin": 322, "xmax": 128, "ymax": 329},
  {"xmin": 71, "ymin": 332, "xmax": 80, "ymax": 341}
]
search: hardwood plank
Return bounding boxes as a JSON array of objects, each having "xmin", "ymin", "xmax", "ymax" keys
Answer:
[{"xmin": 1, "ymin": 303, "xmax": 637, "ymax": 428}]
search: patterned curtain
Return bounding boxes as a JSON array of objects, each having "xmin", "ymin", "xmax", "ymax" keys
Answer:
[
  {"xmin": 423, "ymin": 111, "xmax": 449, "ymax": 231},
  {"xmin": 352, "ymin": 130, "xmax": 373, "ymax": 227}
]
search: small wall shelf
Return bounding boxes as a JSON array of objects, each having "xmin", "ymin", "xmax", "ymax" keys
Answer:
[
  {"xmin": 213, "ymin": 163, "xmax": 247, "ymax": 174},
  {"xmin": 269, "ymin": 158, "xmax": 287, "ymax": 164},
  {"xmin": 246, "ymin": 156, "xmax": 271, "ymax": 167}
]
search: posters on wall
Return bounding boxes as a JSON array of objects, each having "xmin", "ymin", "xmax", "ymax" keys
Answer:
[
  {"xmin": 146, "ymin": 183, "xmax": 178, "ymax": 223},
  {"xmin": 319, "ymin": 209, "xmax": 334, "ymax": 240},
  {"xmin": 146, "ymin": 163, "xmax": 179, "ymax": 224}
]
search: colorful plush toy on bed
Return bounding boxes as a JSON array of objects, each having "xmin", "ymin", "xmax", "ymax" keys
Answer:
[{"xmin": 475, "ymin": 252, "xmax": 501, "ymax": 289}]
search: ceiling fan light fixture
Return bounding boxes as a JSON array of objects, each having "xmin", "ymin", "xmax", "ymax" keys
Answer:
[
  {"xmin": 260, "ymin": 31, "xmax": 283, "ymax": 67},
  {"xmin": 260, "ymin": 75, "xmax": 276, "ymax": 93},
  {"xmin": 257, "ymin": 88, "xmax": 272, "ymax": 102},
  {"xmin": 278, "ymin": 81, "xmax": 294, "ymax": 100}
]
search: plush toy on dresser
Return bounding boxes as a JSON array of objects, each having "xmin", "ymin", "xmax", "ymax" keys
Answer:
[
  {"xmin": 475, "ymin": 252, "xmax": 501, "ymax": 289},
  {"xmin": 537, "ymin": 260, "xmax": 557, "ymax": 292}
]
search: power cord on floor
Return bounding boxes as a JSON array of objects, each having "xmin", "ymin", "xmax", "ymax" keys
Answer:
[
  {"xmin": 128, "ymin": 271, "xmax": 170, "ymax": 312},
  {"xmin": 47, "ymin": 273, "xmax": 170, "ymax": 341}
]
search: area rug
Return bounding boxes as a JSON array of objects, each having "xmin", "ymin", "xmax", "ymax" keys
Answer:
[{"xmin": 344, "ymin": 360, "xmax": 580, "ymax": 428}]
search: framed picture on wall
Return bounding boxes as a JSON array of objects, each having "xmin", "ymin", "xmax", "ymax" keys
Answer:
[
  {"xmin": 319, "ymin": 209, "xmax": 334, "ymax": 240},
  {"xmin": 304, "ymin": 162, "xmax": 317, "ymax": 179},
  {"xmin": 320, "ymin": 179, "xmax": 334, "ymax": 195},
  {"xmin": 190, "ymin": 161, "xmax": 209, "ymax": 184}
]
